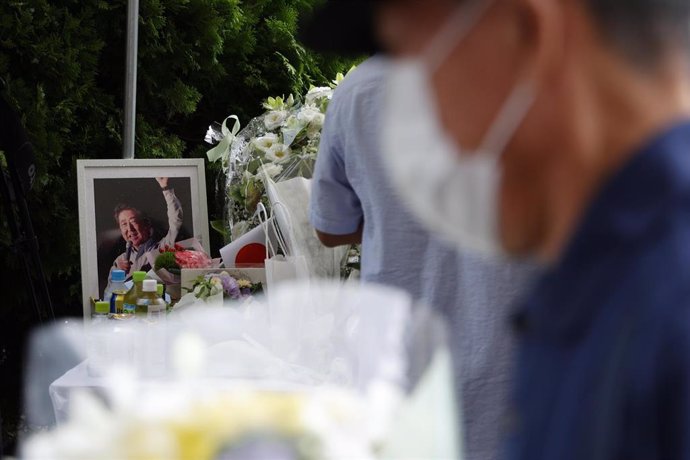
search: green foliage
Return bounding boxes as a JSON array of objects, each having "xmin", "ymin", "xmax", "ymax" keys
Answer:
[
  {"xmin": 153, "ymin": 251, "xmax": 178, "ymax": 272},
  {"xmin": 0, "ymin": 0, "xmax": 356, "ymax": 449}
]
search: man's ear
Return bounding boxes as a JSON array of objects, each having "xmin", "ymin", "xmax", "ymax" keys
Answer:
[{"xmin": 515, "ymin": 0, "xmax": 567, "ymax": 86}]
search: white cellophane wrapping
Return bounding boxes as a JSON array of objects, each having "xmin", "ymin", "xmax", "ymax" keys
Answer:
[{"xmin": 22, "ymin": 281, "xmax": 460, "ymax": 459}]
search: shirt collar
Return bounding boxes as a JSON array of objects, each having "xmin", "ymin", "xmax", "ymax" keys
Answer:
[
  {"xmin": 514, "ymin": 120, "xmax": 690, "ymax": 343},
  {"xmin": 132, "ymin": 238, "xmax": 155, "ymax": 258}
]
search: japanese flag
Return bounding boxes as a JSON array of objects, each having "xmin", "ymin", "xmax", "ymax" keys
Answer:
[{"xmin": 220, "ymin": 224, "xmax": 267, "ymax": 267}]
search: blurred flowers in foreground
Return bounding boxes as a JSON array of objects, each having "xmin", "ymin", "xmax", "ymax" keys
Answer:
[
  {"xmin": 24, "ymin": 382, "xmax": 373, "ymax": 459},
  {"xmin": 22, "ymin": 282, "xmax": 460, "ymax": 459}
]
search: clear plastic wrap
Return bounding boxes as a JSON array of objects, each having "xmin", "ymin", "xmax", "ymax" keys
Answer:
[{"xmin": 22, "ymin": 281, "xmax": 461, "ymax": 459}]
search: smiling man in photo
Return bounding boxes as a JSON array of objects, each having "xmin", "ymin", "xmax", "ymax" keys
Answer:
[{"xmin": 112, "ymin": 176, "xmax": 183, "ymax": 277}]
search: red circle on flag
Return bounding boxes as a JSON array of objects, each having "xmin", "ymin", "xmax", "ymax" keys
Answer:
[{"xmin": 235, "ymin": 243, "xmax": 266, "ymax": 265}]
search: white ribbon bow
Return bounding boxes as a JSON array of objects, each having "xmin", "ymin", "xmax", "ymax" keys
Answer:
[{"xmin": 206, "ymin": 115, "xmax": 240, "ymax": 164}]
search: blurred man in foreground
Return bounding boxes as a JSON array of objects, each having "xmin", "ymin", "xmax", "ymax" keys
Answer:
[{"xmin": 359, "ymin": 0, "xmax": 690, "ymax": 458}]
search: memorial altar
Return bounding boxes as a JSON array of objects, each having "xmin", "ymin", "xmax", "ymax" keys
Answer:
[{"xmin": 19, "ymin": 71, "xmax": 462, "ymax": 459}]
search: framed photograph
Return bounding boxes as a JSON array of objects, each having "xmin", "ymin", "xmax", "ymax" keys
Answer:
[{"xmin": 77, "ymin": 159, "xmax": 209, "ymax": 318}]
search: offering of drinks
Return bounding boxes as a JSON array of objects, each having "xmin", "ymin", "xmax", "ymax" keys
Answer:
[
  {"xmin": 104, "ymin": 269, "xmax": 128, "ymax": 314},
  {"xmin": 137, "ymin": 279, "xmax": 166, "ymax": 319},
  {"xmin": 87, "ymin": 301, "xmax": 112, "ymax": 377},
  {"xmin": 92, "ymin": 301, "xmax": 110, "ymax": 322},
  {"xmin": 156, "ymin": 283, "xmax": 169, "ymax": 311},
  {"xmin": 122, "ymin": 271, "xmax": 147, "ymax": 316},
  {"xmin": 137, "ymin": 279, "xmax": 167, "ymax": 377}
]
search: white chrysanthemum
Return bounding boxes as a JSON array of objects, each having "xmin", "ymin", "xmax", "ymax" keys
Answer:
[
  {"xmin": 311, "ymin": 113, "xmax": 325, "ymax": 129},
  {"xmin": 307, "ymin": 123, "xmax": 322, "ymax": 140},
  {"xmin": 259, "ymin": 162, "xmax": 284, "ymax": 179},
  {"xmin": 264, "ymin": 110, "xmax": 288, "ymax": 130},
  {"xmin": 304, "ymin": 113, "xmax": 325, "ymax": 139},
  {"xmin": 253, "ymin": 133, "xmax": 279, "ymax": 152},
  {"xmin": 297, "ymin": 105, "xmax": 322, "ymax": 124},
  {"xmin": 307, "ymin": 86, "xmax": 331, "ymax": 95},
  {"xmin": 265, "ymin": 143, "xmax": 292, "ymax": 162},
  {"xmin": 305, "ymin": 87, "xmax": 332, "ymax": 105}
]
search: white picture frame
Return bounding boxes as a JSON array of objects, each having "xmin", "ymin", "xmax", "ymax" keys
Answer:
[{"xmin": 77, "ymin": 159, "xmax": 209, "ymax": 318}]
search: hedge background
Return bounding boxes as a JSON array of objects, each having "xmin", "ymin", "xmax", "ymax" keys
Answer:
[{"xmin": 0, "ymin": 0, "xmax": 355, "ymax": 451}]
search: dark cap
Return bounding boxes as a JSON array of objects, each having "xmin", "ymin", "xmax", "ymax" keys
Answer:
[{"xmin": 299, "ymin": 0, "xmax": 383, "ymax": 56}]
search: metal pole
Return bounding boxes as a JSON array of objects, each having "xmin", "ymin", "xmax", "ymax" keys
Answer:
[{"xmin": 122, "ymin": 0, "xmax": 139, "ymax": 159}]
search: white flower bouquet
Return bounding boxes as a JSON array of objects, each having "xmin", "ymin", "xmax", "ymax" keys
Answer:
[{"xmin": 205, "ymin": 70, "xmax": 352, "ymax": 242}]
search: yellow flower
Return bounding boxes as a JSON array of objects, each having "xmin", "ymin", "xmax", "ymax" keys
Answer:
[{"xmin": 238, "ymin": 279, "xmax": 252, "ymax": 289}]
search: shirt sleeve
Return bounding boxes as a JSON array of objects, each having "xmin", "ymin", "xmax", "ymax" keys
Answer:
[
  {"xmin": 309, "ymin": 94, "xmax": 364, "ymax": 235},
  {"xmin": 158, "ymin": 188, "xmax": 183, "ymax": 247}
]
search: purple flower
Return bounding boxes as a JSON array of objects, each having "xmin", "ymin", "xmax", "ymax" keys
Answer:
[
  {"xmin": 224, "ymin": 275, "xmax": 241, "ymax": 299},
  {"xmin": 204, "ymin": 272, "xmax": 241, "ymax": 299}
]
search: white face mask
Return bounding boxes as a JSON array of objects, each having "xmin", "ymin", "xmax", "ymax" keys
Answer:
[{"xmin": 381, "ymin": 0, "xmax": 535, "ymax": 256}]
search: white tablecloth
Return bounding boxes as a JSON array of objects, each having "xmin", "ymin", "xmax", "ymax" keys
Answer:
[{"xmin": 49, "ymin": 360, "xmax": 107, "ymax": 424}]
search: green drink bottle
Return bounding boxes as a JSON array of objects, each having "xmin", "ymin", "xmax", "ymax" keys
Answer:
[{"xmin": 122, "ymin": 271, "xmax": 147, "ymax": 315}]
